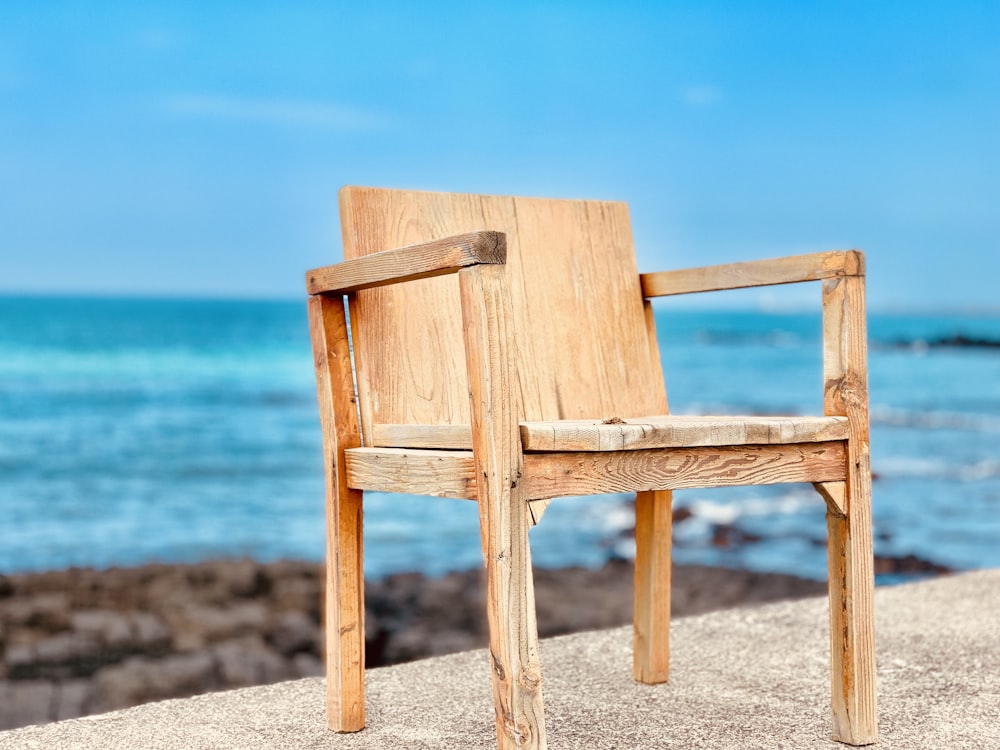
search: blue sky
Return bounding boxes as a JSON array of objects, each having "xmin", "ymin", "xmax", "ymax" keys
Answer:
[{"xmin": 1, "ymin": 1, "xmax": 997, "ymax": 310}]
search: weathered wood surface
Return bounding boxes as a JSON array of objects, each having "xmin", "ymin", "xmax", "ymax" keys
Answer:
[
  {"xmin": 459, "ymin": 264, "xmax": 547, "ymax": 750},
  {"xmin": 345, "ymin": 447, "xmax": 477, "ymax": 499},
  {"xmin": 813, "ymin": 480, "xmax": 847, "ymax": 518},
  {"xmin": 307, "ymin": 295, "xmax": 365, "ymax": 732},
  {"xmin": 523, "ymin": 442, "xmax": 846, "ymax": 500},
  {"xmin": 371, "ymin": 423, "xmax": 473, "ymax": 450},
  {"xmin": 306, "ymin": 231, "xmax": 505, "ymax": 295},
  {"xmin": 633, "ymin": 489, "xmax": 672, "ymax": 684},
  {"xmin": 369, "ymin": 415, "xmax": 848, "ymax": 452},
  {"xmin": 640, "ymin": 250, "xmax": 864, "ymax": 298},
  {"xmin": 520, "ymin": 415, "xmax": 849, "ymax": 452},
  {"xmin": 822, "ymin": 272, "xmax": 877, "ymax": 744},
  {"xmin": 339, "ymin": 187, "xmax": 666, "ymax": 430},
  {"xmin": 345, "ymin": 442, "xmax": 848, "ymax": 502}
]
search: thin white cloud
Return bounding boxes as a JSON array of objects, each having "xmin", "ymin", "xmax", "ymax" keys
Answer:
[
  {"xmin": 161, "ymin": 94, "xmax": 386, "ymax": 131},
  {"xmin": 680, "ymin": 85, "xmax": 723, "ymax": 108}
]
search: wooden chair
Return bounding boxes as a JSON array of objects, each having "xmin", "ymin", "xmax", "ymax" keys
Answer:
[{"xmin": 306, "ymin": 187, "xmax": 876, "ymax": 749}]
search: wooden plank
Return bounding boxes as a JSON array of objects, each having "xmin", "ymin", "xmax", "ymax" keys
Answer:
[
  {"xmin": 345, "ymin": 447, "xmax": 477, "ymax": 499},
  {"xmin": 521, "ymin": 415, "xmax": 849, "ymax": 452},
  {"xmin": 523, "ymin": 442, "xmax": 846, "ymax": 500},
  {"xmin": 813, "ymin": 481, "xmax": 847, "ymax": 518},
  {"xmin": 640, "ymin": 250, "xmax": 864, "ymax": 298},
  {"xmin": 307, "ymin": 294, "xmax": 365, "ymax": 732},
  {"xmin": 371, "ymin": 423, "xmax": 473, "ymax": 450},
  {"xmin": 642, "ymin": 298, "xmax": 670, "ymax": 414},
  {"xmin": 633, "ymin": 489, "xmax": 671, "ymax": 684},
  {"xmin": 340, "ymin": 187, "xmax": 667, "ymax": 431},
  {"xmin": 822, "ymin": 273, "xmax": 877, "ymax": 744},
  {"xmin": 459, "ymin": 264, "xmax": 547, "ymax": 750},
  {"xmin": 306, "ymin": 231, "xmax": 505, "ymax": 295},
  {"xmin": 347, "ymin": 291, "xmax": 374, "ymax": 448}
]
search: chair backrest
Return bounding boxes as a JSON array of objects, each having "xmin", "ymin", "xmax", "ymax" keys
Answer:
[{"xmin": 340, "ymin": 187, "xmax": 668, "ymax": 439}]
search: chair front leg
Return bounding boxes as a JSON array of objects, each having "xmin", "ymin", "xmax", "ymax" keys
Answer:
[
  {"xmin": 308, "ymin": 294, "xmax": 366, "ymax": 732},
  {"xmin": 822, "ymin": 273, "xmax": 877, "ymax": 745},
  {"xmin": 460, "ymin": 264, "xmax": 547, "ymax": 750},
  {"xmin": 825, "ymin": 467, "xmax": 877, "ymax": 745}
]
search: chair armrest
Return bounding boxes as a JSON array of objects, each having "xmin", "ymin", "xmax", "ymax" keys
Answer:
[
  {"xmin": 639, "ymin": 250, "xmax": 864, "ymax": 298},
  {"xmin": 306, "ymin": 231, "xmax": 506, "ymax": 295}
]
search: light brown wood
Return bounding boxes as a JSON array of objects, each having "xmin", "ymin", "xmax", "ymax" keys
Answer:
[
  {"xmin": 370, "ymin": 415, "xmax": 848, "ymax": 452},
  {"xmin": 459, "ymin": 264, "xmax": 546, "ymax": 750},
  {"xmin": 523, "ymin": 442, "xmax": 847, "ymax": 500},
  {"xmin": 521, "ymin": 415, "xmax": 848, "ymax": 452},
  {"xmin": 340, "ymin": 187, "xmax": 666, "ymax": 431},
  {"xmin": 306, "ymin": 231, "xmax": 505, "ymax": 295},
  {"xmin": 822, "ymin": 273, "xmax": 877, "ymax": 745},
  {"xmin": 642, "ymin": 298, "xmax": 670, "ymax": 413},
  {"xmin": 640, "ymin": 250, "xmax": 864, "ymax": 298},
  {"xmin": 314, "ymin": 187, "xmax": 877, "ymax": 746},
  {"xmin": 813, "ymin": 481, "xmax": 847, "ymax": 518},
  {"xmin": 633, "ymin": 489, "xmax": 672, "ymax": 684},
  {"xmin": 307, "ymin": 294, "xmax": 365, "ymax": 732},
  {"xmin": 344, "ymin": 447, "xmax": 477, "ymax": 498},
  {"xmin": 372, "ymin": 423, "xmax": 473, "ymax": 450},
  {"xmin": 344, "ymin": 443, "xmax": 847, "ymax": 502}
]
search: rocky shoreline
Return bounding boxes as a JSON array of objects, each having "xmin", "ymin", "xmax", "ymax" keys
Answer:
[{"xmin": 0, "ymin": 556, "xmax": 941, "ymax": 731}]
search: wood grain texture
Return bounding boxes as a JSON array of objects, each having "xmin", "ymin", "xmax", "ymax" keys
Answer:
[
  {"xmin": 459, "ymin": 264, "xmax": 547, "ymax": 750},
  {"xmin": 633, "ymin": 489, "xmax": 672, "ymax": 684},
  {"xmin": 345, "ymin": 447, "xmax": 477, "ymax": 499},
  {"xmin": 813, "ymin": 481, "xmax": 847, "ymax": 518},
  {"xmin": 822, "ymin": 273, "xmax": 877, "ymax": 745},
  {"xmin": 368, "ymin": 416, "xmax": 848, "ymax": 452},
  {"xmin": 640, "ymin": 250, "xmax": 864, "ymax": 298},
  {"xmin": 523, "ymin": 442, "xmax": 847, "ymax": 500},
  {"xmin": 307, "ymin": 295, "xmax": 365, "ymax": 732},
  {"xmin": 371, "ymin": 423, "xmax": 473, "ymax": 449},
  {"xmin": 339, "ymin": 187, "xmax": 666, "ymax": 430},
  {"xmin": 306, "ymin": 231, "xmax": 505, "ymax": 294},
  {"xmin": 520, "ymin": 415, "xmax": 849, "ymax": 452}
]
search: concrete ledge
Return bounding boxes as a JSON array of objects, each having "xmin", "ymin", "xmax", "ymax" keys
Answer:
[{"xmin": 3, "ymin": 570, "xmax": 999, "ymax": 749}]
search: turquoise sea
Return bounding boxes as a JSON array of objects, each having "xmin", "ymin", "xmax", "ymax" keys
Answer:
[{"xmin": 1, "ymin": 296, "xmax": 998, "ymax": 582}]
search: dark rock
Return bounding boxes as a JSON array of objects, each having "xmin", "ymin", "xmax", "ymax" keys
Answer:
[
  {"xmin": 267, "ymin": 611, "xmax": 319, "ymax": 657},
  {"xmin": 874, "ymin": 554, "xmax": 952, "ymax": 576},
  {"xmin": 1, "ymin": 593, "xmax": 71, "ymax": 632},
  {"xmin": 90, "ymin": 652, "xmax": 217, "ymax": 713},
  {"xmin": 0, "ymin": 679, "xmax": 55, "ymax": 729},
  {"xmin": 54, "ymin": 679, "xmax": 92, "ymax": 721},
  {"xmin": 213, "ymin": 635, "xmax": 290, "ymax": 687},
  {"xmin": 291, "ymin": 653, "xmax": 323, "ymax": 678}
]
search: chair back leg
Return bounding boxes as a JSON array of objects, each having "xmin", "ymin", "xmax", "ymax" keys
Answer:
[{"xmin": 633, "ymin": 489, "xmax": 673, "ymax": 684}]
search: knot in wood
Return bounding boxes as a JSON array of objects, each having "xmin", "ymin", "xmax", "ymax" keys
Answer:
[
  {"xmin": 504, "ymin": 718, "xmax": 533, "ymax": 747},
  {"xmin": 490, "ymin": 650, "xmax": 506, "ymax": 681},
  {"xmin": 517, "ymin": 667, "xmax": 542, "ymax": 693}
]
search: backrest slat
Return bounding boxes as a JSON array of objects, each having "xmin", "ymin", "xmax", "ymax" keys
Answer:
[{"xmin": 339, "ymin": 187, "xmax": 668, "ymax": 432}]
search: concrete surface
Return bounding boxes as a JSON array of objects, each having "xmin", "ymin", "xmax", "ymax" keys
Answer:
[{"xmin": 2, "ymin": 570, "xmax": 998, "ymax": 749}]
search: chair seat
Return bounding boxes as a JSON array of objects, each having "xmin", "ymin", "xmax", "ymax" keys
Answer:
[
  {"xmin": 370, "ymin": 415, "xmax": 849, "ymax": 452},
  {"xmin": 520, "ymin": 414, "xmax": 849, "ymax": 452}
]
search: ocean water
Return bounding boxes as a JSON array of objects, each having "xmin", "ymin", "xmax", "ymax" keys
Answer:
[{"xmin": 1, "ymin": 295, "xmax": 998, "ymax": 582}]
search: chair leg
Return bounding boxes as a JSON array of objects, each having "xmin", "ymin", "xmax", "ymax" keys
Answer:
[
  {"xmin": 824, "ymin": 472, "xmax": 877, "ymax": 745},
  {"xmin": 479, "ymin": 503, "xmax": 546, "ymax": 750},
  {"xmin": 633, "ymin": 489, "xmax": 672, "ymax": 684},
  {"xmin": 308, "ymin": 294, "xmax": 365, "ymax": 732},
  {"xmin": 325, "ymin": 481, "xmax": 365, "ymax": 732}
]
